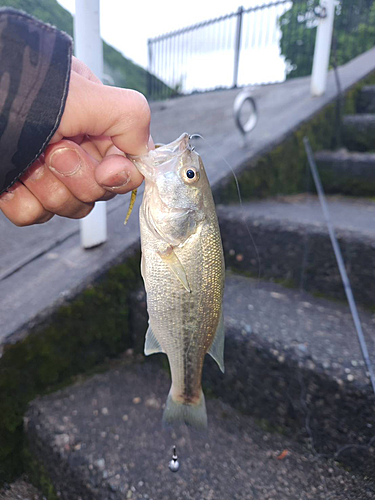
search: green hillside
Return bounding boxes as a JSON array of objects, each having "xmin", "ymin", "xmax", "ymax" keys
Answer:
[{"xmin": 0, "ymin": 0, "xmax": 170, "ymax": 97}]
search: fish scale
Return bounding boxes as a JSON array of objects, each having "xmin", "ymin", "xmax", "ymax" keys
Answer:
[{"xmin": 129, "ymin": 133, "xmax": 225, "ymax": 429}]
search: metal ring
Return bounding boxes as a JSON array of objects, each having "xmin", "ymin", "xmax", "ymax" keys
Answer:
[{"xmin": 233, "ymin": 91, "xmax": 258, "ymax": 136}]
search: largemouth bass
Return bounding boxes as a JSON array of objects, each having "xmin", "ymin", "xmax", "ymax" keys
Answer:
[{"xmin": 129, "ymin": 133, "xmax": 225, "ymax": 430}]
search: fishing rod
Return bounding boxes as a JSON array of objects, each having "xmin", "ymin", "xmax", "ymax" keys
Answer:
[{"xmin": 303, "ymin": 136, "xmax": 375, "ymax": 395}]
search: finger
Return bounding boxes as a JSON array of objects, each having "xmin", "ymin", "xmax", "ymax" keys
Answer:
[
  {"xmin": 76, "ymin": 138, "xmax": 118, "ymax": 200},
  {"xmin": 94, "ymin": 151, "xmax": 144, "ymax": 194},
  {"xmin": 67, "ymin": 133, "xmax": 86, "ymax": 146},
  {"xmin": 72, "ymin": 56, "xmax": 102, "ymax": 84},
  {"xmin": 79, "ymin": 135, "xmax": 144, "ymax": 191},
  {"xmin": 21, "ymin": 157, "xmax": 95, "ymax": 218},
  {"xmin": 47, "ymin": 139, "xmax": 142, "ymax": 197},
  {"xmin": 0, "ymin": 182, "xmax": 53, "ymax": 226},
  {"xmin": 80, "ymin": 133, "xmax": 152, "ymax": 162},
  {"xmin": 51, "ymin": 72, "xmax": 151, "ymax": 155},
  {"xmin": 79, "ymin": 135, "xmax": 111, "ymax": 161},
  {"xmin": 45, "ymin": 140, "xmax": 108, "ymax": 203}
]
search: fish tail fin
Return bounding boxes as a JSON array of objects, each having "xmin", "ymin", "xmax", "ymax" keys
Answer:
[{"xmin": 162, "ymin": 389, "xmax": 207, "ymax": 431}]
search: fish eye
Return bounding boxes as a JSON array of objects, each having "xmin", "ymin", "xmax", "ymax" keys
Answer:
[{"xmin": 183, "ymin": 167, "xmax": 199, "ymax": 183}]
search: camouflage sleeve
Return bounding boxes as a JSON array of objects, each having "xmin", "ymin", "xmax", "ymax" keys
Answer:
[{"xmin": 0, "ymin": 8, "xmax": 72, "ymax": 195}]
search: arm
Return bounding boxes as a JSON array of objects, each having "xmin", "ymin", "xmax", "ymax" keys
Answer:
[
  {"xmin": 0, "ymin": 7, "xmax": 72, "ymax": 195},
  {"xmin": 0, "ymin": 8, "xmax": 151, "ymax": 226}
]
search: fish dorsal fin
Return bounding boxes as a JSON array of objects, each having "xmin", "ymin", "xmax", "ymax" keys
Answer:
[
  {"xmin": 144, "ymin": 325, "xmax": 165, "ymax": 356},
  {"xmin": 207, "ymin": 313, "xmax": 225, "ymax": 373},
  {"xmin": 158, "ymin": 249, "xmax": 191, "ymax": 293}
]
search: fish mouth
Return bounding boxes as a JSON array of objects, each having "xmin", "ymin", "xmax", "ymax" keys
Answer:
[
  {"xmin": 127, "ymin": 133, "xmax": 191, "ymax": 179},
  {"xmin": 129, "ymin": 133, "xmax": 190, "ymax": 162}
]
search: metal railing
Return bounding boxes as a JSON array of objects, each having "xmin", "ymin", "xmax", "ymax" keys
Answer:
[
  {"xmin": 147, "ymin": 1, "xmax": 308, "ymax": 100},
  {"xmin": 147, "ymin": 0, "xmax": 375, "ymax": 101},
  {"xmin": 147, "ymin": 1, "xmax": 293, "ymax": 100}
]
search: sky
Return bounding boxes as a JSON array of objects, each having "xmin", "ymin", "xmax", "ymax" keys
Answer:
[{"xmin": 57, "ymin": 0, "xmax": 288, "ymax": 91}]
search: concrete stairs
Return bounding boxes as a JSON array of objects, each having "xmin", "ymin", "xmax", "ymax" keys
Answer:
[
  {"xmin": 0, "ymin": 476, "xmax": 44, "ymax": 499},
  {"xmin": 15, "ymin": 187, "xmax": 375, "ymax": 498},
  {"xmin": 18, "ymin": 86, "xmax": 375, "ymax": 497},
  {"xmin": 342, "ymin": 114, "xmax": 375, "ymax": 152},
  {"xmin": 315, "ymin": 85, "xmax": 375, "ymax": 194},
  {"xmin": 217, "ymin": 194, "xmax": 375, "ymax": 308},
  {"xmin": 25, "ymin": 273, "xmax": 375, "ymax": 499},
  {"xmin": 3, "ymin": 59, "xmax": 375, "ymax": 498},
  {"xmin": 357, "ymin": 86, "xmax": 375, "ymax": 114},
  {"xmin": 313, "ymin": 150, "xmax": 375, "ymax": 195},
  {"xmin": 25, "ymin": 359, "xmax": 372, "ymax": 500}
]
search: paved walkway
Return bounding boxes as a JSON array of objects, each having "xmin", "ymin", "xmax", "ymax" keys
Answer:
[{"xmin": 1, "ymin": 48, "xmax": 375, "ymax": 345}]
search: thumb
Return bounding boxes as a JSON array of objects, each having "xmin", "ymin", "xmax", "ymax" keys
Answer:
[{"xmin": 52, "ymin": 71, "xmax": 151, "ymax": 156}]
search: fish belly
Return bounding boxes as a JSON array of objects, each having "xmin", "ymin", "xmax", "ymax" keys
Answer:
[{"xmin": 141, "ymin": 215, "xmax": 224, "ymax": 405}]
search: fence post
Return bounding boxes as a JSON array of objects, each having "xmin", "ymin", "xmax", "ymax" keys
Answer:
[
  {"xmin": 310, "ymin": 0, "xmax": 335, "ymax": 97},
  {"xmin": 233, "ymin": 6, "xmax": 244, "ymax": 88},
  {"xmin": 147, "ymin": 39, "xmax": 153, "ymax": 99},
  {"xmin": 74, "ymin": 0, "xmax": 107, "ymax": 249}
]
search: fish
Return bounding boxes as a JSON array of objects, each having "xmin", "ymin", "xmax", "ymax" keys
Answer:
[{"xmin": 128, "ymin": 133, "xmax": 225, "ymax": 430}]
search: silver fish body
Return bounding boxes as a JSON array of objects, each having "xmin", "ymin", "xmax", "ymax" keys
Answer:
[{"xmin": 129, "ymin": 133, "xmax": 225, "ymax": 429}]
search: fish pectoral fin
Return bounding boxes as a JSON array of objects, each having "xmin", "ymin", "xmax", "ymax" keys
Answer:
[
  {"xmin": 158, "ymin": 249, "xmax": 191, "ymax": 293},
  {"xmin": 207, "ymin": 312, "xmax": 225, "ymax": 373},
  {"xmin": 140, "ymin": 254, "xmax": 148, "ymax": 292},
  {"xmin": 144, "ymin": 325, "xmax": 165, "ymax": 356}
]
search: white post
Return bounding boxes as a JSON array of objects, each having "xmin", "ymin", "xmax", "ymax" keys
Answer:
[
  {"xmin": 310, "ymin": 0, "xmax": 335, "ymax": 97},
  {"xmin": 74, "ymin": 0, "xmax": 107, "ymax": 248}
]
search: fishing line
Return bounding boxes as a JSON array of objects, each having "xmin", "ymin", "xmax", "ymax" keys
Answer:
[{"xmin": 190, "ymin": 134, "xmax": 261, "ymax": 281}]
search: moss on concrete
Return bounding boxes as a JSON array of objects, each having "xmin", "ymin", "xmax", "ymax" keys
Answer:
[
  {"xmin": 216, "ymin": 71, "xmax": 375, "ymax": 204},
  {"xmin": 22, "ymin": 448, "xmax": 58, "ymax": 500},
  {"xmin": 341, "ymin": 117, "xmax": 375, "ymax": 152},
  {"xmin": 0, "ymin": 253, "xmax": 142, "ymax": 485}
]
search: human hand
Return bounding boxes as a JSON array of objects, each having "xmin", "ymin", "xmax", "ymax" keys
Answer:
[{"xmin": 0, "ymin": 57, "xmax": 152, "ymax": 226}]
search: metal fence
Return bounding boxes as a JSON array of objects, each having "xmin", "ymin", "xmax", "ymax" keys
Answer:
[
  {"xmin": 147, "ymin": 0, "xmax": 375, "ymax": 101},
  {"xmin": 147, "ymin": 1, "xmax": 293, "ymax": 99}
]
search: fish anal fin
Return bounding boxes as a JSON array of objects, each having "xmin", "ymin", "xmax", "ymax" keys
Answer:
[
  {"xmin": 207, "ymin": 313, "xmax": 225, "ymax": 373},
  {"xmin": 158, "ymin": 249, "xmax": 191, "ymax": 293},
  {"xmin": 144, "ymin": 325, "xmax": 165, "ymax": 356}
]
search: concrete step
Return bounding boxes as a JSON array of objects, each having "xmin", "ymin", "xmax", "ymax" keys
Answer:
[
  {"xmin": 0, "ymin": 477, "xmax": 44, "ymax": 499},
  {"xmin": 128, "ymin": 274, "xmax": 375, "ymax": 470},
  {"xmin": 342, "ymin": 114, "xmax": 375, "ymax": 152},
  {"xmin": 26, "ymin": 359, "xmax": 374, "ymax": 500},
  {"xmin": 357, "ymin": 85, "xmax": 375, "ymax": 114},
  {"xmin": 25, "ymin": 274, "xmax": 375, "ymax": 497},
  {"xmin": 217, "ymin": 194, "xmax": 375, "ymax": 308},
  {"xmin": 314, "ymin": 149, "xmax": 375, "ymax": 196}
]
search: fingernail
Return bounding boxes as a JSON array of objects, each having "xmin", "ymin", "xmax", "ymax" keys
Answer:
[
  {"xmin": 0, "ymin": 190, "xmax": 15, "ymax": 202},
  {"xmin": 101, "ymin": 169, "xmax": 130, "ymax": 189},
  {"xmin": 147, "ymin": 135, "xmax": 155, "ymax": 152},
  {"xmin": 49, "ymin": 148, "xmax": 81, "ymax": 176}
]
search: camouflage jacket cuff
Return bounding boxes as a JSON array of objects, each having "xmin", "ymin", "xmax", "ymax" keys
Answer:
[{"xmin": 0, "ymin": 8, "xmax": 72, "ymax": 195}]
